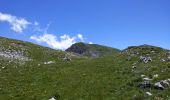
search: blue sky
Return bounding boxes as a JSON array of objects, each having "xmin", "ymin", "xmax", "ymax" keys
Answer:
[{"xmin": 0, "ymin": 0, "xmax": 170, "ymax": 50}]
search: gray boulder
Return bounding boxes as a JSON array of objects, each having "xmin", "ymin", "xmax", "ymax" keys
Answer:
[
  {"xmin": 160, "ymin": 79, "xmax": 170, "ymax": 87},
  {"xmin": 167, "ymin": 79, "xmax": 170, "ymax": 83},
  {"xmin": 154, "ymin": 82, "xmax": 164, "ymax": 90},
  {"xmin": 140, "ymin": 56, "xmax": 152, "ymax": 63},
  {"xmin": 161, "ymin": 59, "xmax": 166, "ymax": 62},
  {"xmin": 145, "ymin": 92, "xmax": 152, "ymax": 97},
  {"xmin": 63, "ymin": 57, "xmax": 71, "ymax": 61},
  {"xmin": 143, "ymin": 77, "xmax": 152, "ymax": 81}
]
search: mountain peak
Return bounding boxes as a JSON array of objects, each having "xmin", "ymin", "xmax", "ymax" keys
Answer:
[{"xmin": 66, "ymin": 42, "xmax": 120, "ymax": 58}]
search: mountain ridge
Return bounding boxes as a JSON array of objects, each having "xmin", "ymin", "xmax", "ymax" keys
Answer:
[{"xmin": 66, "ymin": 42, "xmax": 120, "ymax": 58}]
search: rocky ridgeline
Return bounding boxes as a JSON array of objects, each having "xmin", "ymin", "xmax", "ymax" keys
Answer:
[
  {"xmin": 123, "ymin": 45, "xmax": 170, "ymax": 66},
  {"xmin": 66, "ymin": 42, "xmax": 120, "ymax": 58},
  {"xmin": 66, "ymin": 42, "xmax": 87, "ymax": 54}
]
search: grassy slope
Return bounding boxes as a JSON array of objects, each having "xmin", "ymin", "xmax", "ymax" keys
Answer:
[
  {"xmin": 0, "ymin": 37, "xmax": 170, "ymax": 100},
  {"xmin": 121, "ymin": 45, "xmax": 170, "ymax": 99}
]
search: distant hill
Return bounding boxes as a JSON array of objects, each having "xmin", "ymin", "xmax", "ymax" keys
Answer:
[
  {"xmin": 66, "ymin": 42, "xmax": 120, "ymax": 58},
  {"xmin": 0, "ymin": 36, "xmax": 170, "ymax": 100}
]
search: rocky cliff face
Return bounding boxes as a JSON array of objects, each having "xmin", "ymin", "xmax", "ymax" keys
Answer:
[{"xmin": 66, "ymin": 42, "xmax": 88, "ymax": 54}]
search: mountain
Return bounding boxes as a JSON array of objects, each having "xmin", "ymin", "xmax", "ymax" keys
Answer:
[
  {"xmin": 66, "ymin": 42, "xmax": 120, "ymax": 58},
  {"xmin": 0, "ymin": 36, "xmax": 170, "ymax": 100}
]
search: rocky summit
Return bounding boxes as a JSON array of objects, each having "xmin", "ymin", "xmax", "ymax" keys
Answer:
[{"xmin": 0, "ymin": 37, "xmax": 170, "ymax": 100}]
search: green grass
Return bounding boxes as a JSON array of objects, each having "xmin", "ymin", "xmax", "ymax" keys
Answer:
[{"xmin": 0, "ymin": 37, "xmax": 170, "ymax": 100}]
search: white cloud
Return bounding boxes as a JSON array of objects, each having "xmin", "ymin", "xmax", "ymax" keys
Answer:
[
  {"xmin": 33, "ymin": 22, "xmax": 51, "ymax": 34},
  {"xmin": 0, "ymin": 12, "xmax": 31, "ymax": 33},
  {"xmin": 30, "ymin": 33, "xmax": 76, "ymax": 50},
  {"xmin": 89, "ymin": 42, "xmax": 93, "ymax": 44},
  {"xmin": 77, "ymin": 34, "xmax": 84, "ymax": 41}
]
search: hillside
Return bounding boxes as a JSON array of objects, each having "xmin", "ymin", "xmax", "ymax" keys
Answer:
[
  {"xmin": 66, "ymin": 42, "xmax": 120, "ymax": 58},
  {"xmin": 0, "ymin": 37, "xmax": 170, "ymax": 100}
]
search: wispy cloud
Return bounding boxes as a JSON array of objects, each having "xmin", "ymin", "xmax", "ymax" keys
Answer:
[
  {"xmin": 30, "ymin": 33, "xmax": 77, "ymax": 50},
  {"xmin": 0, "ymin": 12, "xmax": 31, "ymax": 33},
  {"xmin": 33, "ymin": 21, "xmax": 52, "ymax": 34},
  {"xmin": 77, "ymin": 34, "xmax": 84, "ymax": 42}
]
